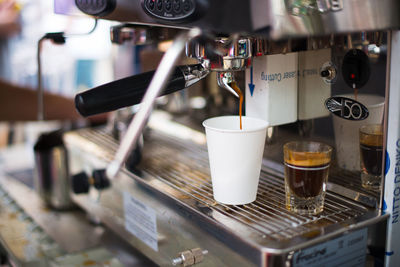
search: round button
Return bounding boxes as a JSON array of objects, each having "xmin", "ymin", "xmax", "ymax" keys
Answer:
[
  {"xmin": 183, "ymin": 0, "xmax": 191, "ymax": 12},
  {"xmin": 173, "ymin": 0, "xmax": 181, "ymax": 12},
  {"xmin": 164, "ymin": 0, "xmax": 172, "ymax": 11},
  {"xmin": 156, "ymin": 0, "xmax": 163, "ymax": 11},
  {"xmin": 72, "ymin": 172, "xmax": 90, "ymax": 194},
  {"xmin": 148, "ymin": 0, "xmax": 155, "ymax": 10},
  {"xmin": 92, "ymin": 169, "xmax": 111, "ymax": 190}
]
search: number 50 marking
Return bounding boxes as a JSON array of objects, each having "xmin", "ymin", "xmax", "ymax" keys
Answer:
[{"xmin": 343, "ymin": 99, "xmax": 362, "ymax": 120}]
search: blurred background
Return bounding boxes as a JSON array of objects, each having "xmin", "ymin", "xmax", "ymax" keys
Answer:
[{"xmin": 0, "ymin": 0, "xmax": 116, "ymax": 147}]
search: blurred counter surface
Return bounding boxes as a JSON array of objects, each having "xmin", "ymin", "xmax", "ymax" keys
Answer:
[{"xmin": 0, "ymin": 143, "xmax": 157, "ymax": 267}]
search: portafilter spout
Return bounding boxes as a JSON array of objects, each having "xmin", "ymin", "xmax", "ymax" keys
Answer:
[
  {"xmin": 217, "ymin": 72, "xmax": 239, "ymax": 98},
  {"xmin": 106, "ymin": 28, "xmax": 203, "ymax": 179}
]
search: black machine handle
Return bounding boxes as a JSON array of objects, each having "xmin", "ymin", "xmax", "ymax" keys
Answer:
[{"xmin": 75, "ymin": 65, "xmax": 192, "ymax": 117}]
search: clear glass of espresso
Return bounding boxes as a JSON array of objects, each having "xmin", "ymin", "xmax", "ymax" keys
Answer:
[
  {"xmin": 284, "ymin": 141, "xmax": 332, "ymax": 215},
  {"xmin": 359, "ymin": 124, "xmax": 383, "ymax": 190}
]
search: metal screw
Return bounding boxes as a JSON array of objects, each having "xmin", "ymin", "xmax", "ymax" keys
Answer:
[
  {"xmin": 172, "ymin": 257, "xmax": 183, "ymax": 266},
  {"xmin": 320, "ymin": 62, "xmax": 337, "ymax": 84},
  {"xmin": 172, "ymin": 249, "xmax": 208, "ymax": 266}
]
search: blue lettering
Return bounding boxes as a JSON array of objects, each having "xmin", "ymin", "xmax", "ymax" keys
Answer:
[
  {"xmin": 396, "ymin": 148, "xmax": 400, "ymax": 163},
  {"xmin": 396, "ymin": 166, "xmax": 400, "ymax": 174},
  {"xmin": 261, "ymin": 72, "xmax": 266, "ymax": 80},
  {"xmin": 393, "ymin": 139, "xmax": 400, "ymax": 224},
  {"xmin": 393, "ymin": 187, "xmax": 400, "ymax": 223},
  {"xmin": 395, "ymin": 187, "xmax": 400, "ymax": 196},
  {"xmin": 393, "ymin": 211, "xmax": 399, "ymax": 224}
]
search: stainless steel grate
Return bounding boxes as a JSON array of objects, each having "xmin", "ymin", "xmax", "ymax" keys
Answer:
[
  {"xmin": 76, "ymin": 128, "xmax": 370, "ymax": 242},
  {"xmin": 329, "ymin": 168, "xmax": 380, "ymax": 199}
]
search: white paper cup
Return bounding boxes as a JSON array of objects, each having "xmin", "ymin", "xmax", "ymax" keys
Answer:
[
  {"xmin": 333, "ymin": 94, "xmax": 384, "ymax": 171},
  {"xmin": 203, "ymin": 116, "xmax": 269, "ymax": 205}
]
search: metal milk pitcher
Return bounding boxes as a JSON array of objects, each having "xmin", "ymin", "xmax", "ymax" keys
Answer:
[{"xmin": 33, "ymin": 130, "xmax": 74, "ymax": 210}]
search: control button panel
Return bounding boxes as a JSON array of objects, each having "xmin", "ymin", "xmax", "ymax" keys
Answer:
[
  {"xmin": 342, "ymin": 49, "xmax": 370, "ymax": 89},
  {"xmin": 142, "ymin": 0, "xmax": 197, "ymax": 21},
  {"xmin": 75, "ymin": 0, "xmax": 116, "ymax": 16}
]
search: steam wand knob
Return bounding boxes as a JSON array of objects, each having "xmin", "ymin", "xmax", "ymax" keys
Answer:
[{"xmin": 320, "ymin": 62, "xmax": 337, "ymax": 84}]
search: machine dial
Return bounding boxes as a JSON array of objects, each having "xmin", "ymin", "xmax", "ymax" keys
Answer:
[
  {"xmin": 142, "ymin": 0, "xmax": 207, "ymax": 22},
  {"xmin": 75, "ymin": 0, "xmax": 116, "ymax": 17},
  {"xmin": 72, "ymin": 172, "xmax": 90, "ymax": 194},
  {"xmin": 342, "ymin": 49, "xmax": 370, "ymax": 89}
]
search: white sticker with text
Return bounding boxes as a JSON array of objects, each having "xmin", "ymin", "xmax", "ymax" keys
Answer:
[
  {"xmin": 293, "ymin": 228, "xmax": 368, "ymax": 267},
  {"xmin": 123, "ymin": 192, "xmax": 158, "ymax": 251}
]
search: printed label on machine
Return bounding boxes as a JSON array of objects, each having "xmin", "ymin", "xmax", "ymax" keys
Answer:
[
  {"xmin": 292, "ymin": 228, "xmax": 367, "ymax": 267},
  {"xmin": 298, "ymin": 48, "xmax": 331, "ymax": 120},
  {"xmin": 123, "ymin": 192, "xmax": 158, "ymax": 251},
  {"xmin": 245, "ymin": 52, "xmax": 298, "ymax": 126}
]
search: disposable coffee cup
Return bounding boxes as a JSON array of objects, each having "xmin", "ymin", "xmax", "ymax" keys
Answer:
[
  {"xmin": 203, "ymin": 116, "xmax": 269, "ymax": 205},
  {"xmin": 333, "ymin": 94, "xmax": 384, "ymax": 171}
]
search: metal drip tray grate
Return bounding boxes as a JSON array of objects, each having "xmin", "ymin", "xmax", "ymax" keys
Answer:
[
  {"xmin": 139, "ymin": 134, "xmax": 368, "ymax": 241},
  {"xmin": 329, "ymin": 168, "xmax": 380, "ymax": 197},
  {"xmin": 72, "ymin": 127, "xmax": 381, "ymax": 250}
]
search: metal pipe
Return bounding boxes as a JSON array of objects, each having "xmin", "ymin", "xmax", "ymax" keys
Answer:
[{"xmin": 37, "ymin": 37, "xmax": 46, "ymax": 121}]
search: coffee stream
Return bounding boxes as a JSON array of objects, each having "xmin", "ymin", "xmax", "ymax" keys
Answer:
[
  {"xmin": 354, "ymin": 87, "xmax": 358, "ymax": 101},
  {"xmin": 231, "ymin": 81, "xmax": 243, "ymax": 130}
]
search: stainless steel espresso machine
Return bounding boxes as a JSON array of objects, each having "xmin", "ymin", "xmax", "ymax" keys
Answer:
[{"xmin": 55, "ymin": 0, "xmax": 400, "ymax": 266}]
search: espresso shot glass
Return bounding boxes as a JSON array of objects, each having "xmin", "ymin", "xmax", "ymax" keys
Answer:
[
  {"xmin": 359, "ymin": 124, "xmax": 384, "ymax": 190},
  {"xmin": 284, "ymin": 141, "xmax": 332, "ymax": 215}
]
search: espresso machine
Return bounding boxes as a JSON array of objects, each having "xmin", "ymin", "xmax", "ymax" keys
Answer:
[{"xmin": 55, "ymin": 0, "xmax": 400, "ymax": 266}]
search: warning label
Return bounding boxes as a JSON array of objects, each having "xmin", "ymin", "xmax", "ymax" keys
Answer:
[{"xmin": 123, "ymin": 192, "xmax": 158, "ymax": 251}]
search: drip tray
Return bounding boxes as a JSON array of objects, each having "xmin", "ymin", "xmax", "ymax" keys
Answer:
[{"xmin": 71, "ymin": 127, "xmax": 385, "ymax": 254}]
